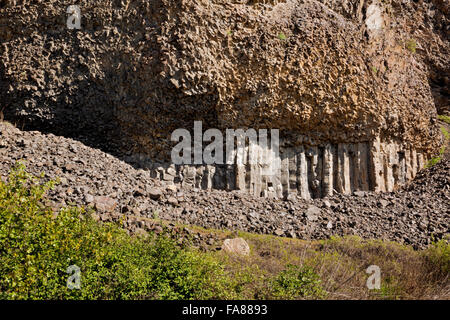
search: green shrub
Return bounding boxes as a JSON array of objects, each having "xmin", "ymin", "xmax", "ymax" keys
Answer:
[
  {"xmin": 0, "ymin": 163, "xmax": 233, "ymax": 300},
  {"xmin": 424, "ymin": 239, "xmax": 450, "ymax": 276},
  {"xmin": 271, "ymin": 264, "xmax": 326, "ymax": 299}
]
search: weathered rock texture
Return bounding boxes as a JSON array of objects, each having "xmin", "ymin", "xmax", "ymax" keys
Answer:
[
  {"xmin": 0, "ymin": 0, "xmax": 447, "ymax": 196},
  {"xmin": 131, "ymin": 137, "xmax": 430, "ymax": 198},
  {"xmin": 1, "ymin": 122, "xmax": 448, "ymax": 249}
]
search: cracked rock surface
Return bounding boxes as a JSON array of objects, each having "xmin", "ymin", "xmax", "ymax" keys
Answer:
[
  {"xmin": 1, "ymin": 122, "xmax": 448, "ymax": 249},
  {"xmin": 1, "ymin": 0, "xmax": 446, "ymax": 161}
]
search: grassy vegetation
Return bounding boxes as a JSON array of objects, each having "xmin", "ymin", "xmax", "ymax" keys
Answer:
[
  {"xmin": 440, "ymin": 126, "xmax": 450, "ymax": 140},
  {"xmin": 437, "ymin": 115, "xmax": 450, "ymax": 125},
  {"xmin": 0, "ymin": 163, "xmax": 448, "ymax": 300},
  {"xmin": 271, "ymin": 264, "xmax": 326, "ymax": 299},
  {"xmin": 426, "ymin": 146, "xmax": 446, "ymax": 168},
  {"xmin": 221, "ymin": 232, "xmax": 449, "ymax": 300}
]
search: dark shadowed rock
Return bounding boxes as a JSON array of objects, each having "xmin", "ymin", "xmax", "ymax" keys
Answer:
[{"xmin": 148, "ymin": 188, "xmax": 162, "ymax": 200}]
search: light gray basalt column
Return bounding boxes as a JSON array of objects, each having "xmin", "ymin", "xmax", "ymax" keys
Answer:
[
  {"xmin": 322, "ymin": 144, "xmax": 334, "ymax": 197},
  {"xmin": 337, "ymin": 143, "xmax": 351, "ymax": 194},
  {"xmin": 296, "ymin": 146, "xmax": 310, "ymax": 200},
  {"xmin": 280, "ymin": 150, "xmax": 290, "ymax": 197},
  {"xmin": 411, "ymin": 149, "xmax": 418, "ymax": 178}
]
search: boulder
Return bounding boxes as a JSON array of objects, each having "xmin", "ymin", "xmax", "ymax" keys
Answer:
[
  {"xmin": 222, "ymin": 238, "xmax": 250, "ymax": 256},
  {"xmin": 93, "ymin": 196, "xmax": 117, "ymax": 213}
]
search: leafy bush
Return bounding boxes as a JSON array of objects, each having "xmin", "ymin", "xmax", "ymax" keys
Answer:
[
  {"xmin": 424, "ymin": 239, "xmax": 450, "ymax": 277},
  {"xmin": 3, "ymin": 163, "xmax": 445, "ymax": 300},
  {"xmin": 0, "ymin": 163, "xmax": 233, "ymax": 300},
  {"xmin": 271, "ymin": 264, "xmax": 326, "ymax": 299}
]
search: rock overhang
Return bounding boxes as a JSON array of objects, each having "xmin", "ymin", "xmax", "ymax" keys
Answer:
[{"xmin": 0, "ymin": 0, "xmax": 445, "ymax": 197}]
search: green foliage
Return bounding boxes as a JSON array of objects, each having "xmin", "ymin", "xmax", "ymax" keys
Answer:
[
  {"xmin": 271, "ymin": 264, "xmax": 326, "ymax": 299},
  {"xmin": 425, "ymin": 146, "xmax": 446, "ymax": 168},
  {"xmin": 0, "ymin": 163, "xmax": 233, "ymax": 300},
  {"xmin": 376, "ymin": 276, "xmax": 405, "ymax": 300},
  {"xmin": 406, "ymin": 39, "xmax": 417, "ymax": 53},
  {"xmin": 440, "ymin": 126, "xmax": 449, "ymax": 140},
  {"xmin": 425, "ymin": 239, "xmax": 450, "ymax": 276},
  {"xmin": 278, "ymin": 32, "xmax": 287, "ymax": 40},
  {"xmin": 425, "ymin": 125, "xmax": 448, "ymax": 168},
  {"xmin": 371, "ymin": 66, "xmax": 378, "ymax": 74},
  {"xmin": 437, "ymin": 115, "xmax": 450, "ymax": 125},
  {"xmin": 2, "ymin": 164, "xmax": 447, "ymax": 300},
  {"xmin": 426, "ymin": 156, "xmax": 441, "ymax": 168}
]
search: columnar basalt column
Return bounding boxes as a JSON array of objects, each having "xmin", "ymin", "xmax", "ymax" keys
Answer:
[
  {"xmin": 297, "ymin": 146, "xmax": 311, "ymax": 200},
  {"xmin": 141, "ymin": 135, "xmax": 431, "ymax": 199},
  {"xmin": 322, "ymin": 144, "xmax": 334, "ymax": 197}
]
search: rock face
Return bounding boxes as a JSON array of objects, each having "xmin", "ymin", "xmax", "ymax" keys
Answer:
[
  {"xmin": 0, "ymin": 0, "xmax": 447, "ymax": 197},
  {"xmin": 139, "ymin": 137, "xmax": 431, "ymax": 198},
  {"xmin": 1, "ymin": 122, "xmax": 448, "ymax": 249}
]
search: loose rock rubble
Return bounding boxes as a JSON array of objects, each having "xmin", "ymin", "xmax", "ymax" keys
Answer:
[{"xmin": 1, "ymin": 122, "xmax": 448, "ymax": 250}]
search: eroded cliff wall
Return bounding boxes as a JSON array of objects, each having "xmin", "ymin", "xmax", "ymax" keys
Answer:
[{"xmin": 1, "ymin": 0, "xmax": 447, "ymax": 197}]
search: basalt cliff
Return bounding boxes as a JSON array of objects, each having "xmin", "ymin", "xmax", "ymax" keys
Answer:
[{"xmin": 1, "ymin": 0, "xmax": 448, "ymax": 198}]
